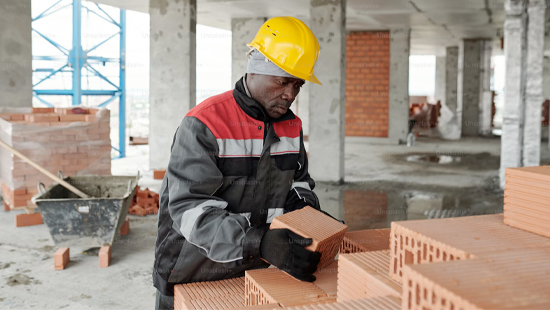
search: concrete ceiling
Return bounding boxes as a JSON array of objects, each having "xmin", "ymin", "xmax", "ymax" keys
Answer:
[{"xmin": 89, "ymin": 0, "xmax": 507, "ymax": 56}]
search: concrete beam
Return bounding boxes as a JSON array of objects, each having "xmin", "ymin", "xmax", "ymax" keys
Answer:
[
  {"xmin": 435, "ymin": 56, "xmax": 446, "ymax": 107},
  {"xmin": 479, "ymin": 39, "xmax": 493, "ymax": 136},
  {"xmin": 309, "ymin": 0, "xmax": 346, "ymax": 183},
  {"xmin": 0, "ymin": 0, "xmax": 32, "ymax": 107},
  {"xmin": 388, "ymin": 28, "xmax": 410, "ymax": 144},
  {"xmin": 231, "ymin": 18, "xmax": 266, "ymax": 86},
  {"xmin": 500, "ymin": 0, "xmax": 527, "ymax": 188},
  {"xmin": 149, "ymin": 0, "xmax": 197, "ymax": 169},
  {"xmin": 458, "ymin": 39, "xmax": 482, "ymax": 136},
  {"xmin": 522, "ymin": 0, "xmax": 546, "ymax": 167}
]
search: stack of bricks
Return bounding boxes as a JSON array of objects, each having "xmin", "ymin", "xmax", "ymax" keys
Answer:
[
  {"xmin": 389, "ymin": 214, "xmax": 550, "ymax": 283},
  {"xmin": 245, "ymin": 268, "xmax": 336, "ymax": 307},
  {"xmin": 129, "ymin": 187, "xmax": 159, "ymax": 216},
  {"xmin": 270, "ymin": 206, "xmax": 348, "ymax": 269},
  {"xmin": 402, "ymin": 244, "xmax": 550, "ymax": 310},
  {"xmin": 504, "ymin": 166, "xmax": 550, "ymax": 237},
  {"xmin": 312, "ymin": 260, "xmax": 338, "ymax": 298},
  {"xmin": 0, "ymin": 107, "xmax": 111, "ymax": 210},
  {"xmin": 338, "ymin": 250, "xmax": 401, "ymax": 302},
  {"xmin": 174, "ymin": 277, "xmax": 248, "ymax": 310},
  {"xmin": 340, "ymin": 228, "xmax": 391, "ymax": 254},
  {"xmin": 345, "ymin": 31, "xmax": 390, "ymax": 138}
]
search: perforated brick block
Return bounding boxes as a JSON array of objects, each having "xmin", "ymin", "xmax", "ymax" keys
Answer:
[
  {"xmin": 270, "ymin": 206, "xmax": 348, "ymax": 269},
  {"xmin": 274, "ymin": 296, "xmax": 401, "ymax": 310},
  {"xmin": 174, "ymin": 277, "xmax": 246, "ymax": 310},
  {"xmin": 312, "ymin": 260, "xmax": 338, "ymax": 297},
  {"xmin": 390, "ymin": 214, "xmax": 550, "ymax": 283},
  {"xmin": 504, "ymin": 166, "xmax": 550, "ymax": 238},
  {"xmin": 245, "ymin": 268, "xmax": 336, "ymax": 307},
  {"xmin": 225, "ymin": 303, "xmax": 282, "ymax": 310},
  {"xmin": 340, "ymin": 228, "xmax": 390, "ymax": 254},
  {"xmin": 402, "ymin": 247, "xmax": 550, "ymax": 310},
  {"xmin": 338, "ymin": 250, "xmax": 401, "ymax": 302}
]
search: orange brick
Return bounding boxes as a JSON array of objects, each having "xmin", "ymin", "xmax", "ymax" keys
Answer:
[
  {"xmin": 32, "ymin": 107, "xmax": 55, "ymax": 113},
  {"xmin": 25, "ymin": 114, "xmax": 59, "ymax": 123},
  {"xmin": 99, "ymin": 245, "xmax": 111, "ymax": 268},
  {"xmin": 59, "ymin": 114, "xmax": 88, "ymax": 122},
  {"xmin": 15, "ymin": 212, "xmax": 43, "ymax": 227},
  {"xmin": 54, "ymin": 248, "xmax": 70, "ymax": 270},
  {"xmin": 153, "ymin": 169, "xmax": 166, "ymax": 180},
  {"xmin": 270, "ymin": 206, "xmax": 348, "ymax": 269}
]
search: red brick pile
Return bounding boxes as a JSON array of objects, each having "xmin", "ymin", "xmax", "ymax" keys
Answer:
[
  {"xmin": 128, "ymin": 187, "xmax": 159, "ymax": 216},
  {"xmin": 0, "ymin": 107, "xmax": 111, "ymax": 210}
]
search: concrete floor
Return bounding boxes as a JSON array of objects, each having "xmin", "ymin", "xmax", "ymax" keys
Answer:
[{"xmin": 0, "ymin": 136, "xmax": 545, "ymax": 309}]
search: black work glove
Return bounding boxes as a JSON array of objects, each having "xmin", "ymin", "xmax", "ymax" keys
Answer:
[
  {"xmin": 259, "ymin": 229, "xmax": 321, "ymax": 282},
  {"xmin": 284, "ymin": 187, "xmax": 320, "ymax": 213}
]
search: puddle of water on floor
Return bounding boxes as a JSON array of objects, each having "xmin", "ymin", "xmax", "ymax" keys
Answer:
[
  {"xmin": 406, "ymin": 155, "xmax": 461, "ymax": 164},
  {"xmin": 317, "ymin": 182, "xmax": 503, "ymax": 232}
]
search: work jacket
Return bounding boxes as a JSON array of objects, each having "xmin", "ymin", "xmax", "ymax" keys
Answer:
[{"xmin": 152, "ymin": 76, "xmax": 319, "ymax": 296}]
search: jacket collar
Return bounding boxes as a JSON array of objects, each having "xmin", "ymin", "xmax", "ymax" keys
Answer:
[{"xmin": 233, "ymin": 75, "xmax": 296, "ymax": 124}]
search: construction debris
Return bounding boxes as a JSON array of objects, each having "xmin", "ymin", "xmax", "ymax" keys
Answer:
[{"xmin": 129, "ymin": 187, "xmax": 159, "ymax": 216}]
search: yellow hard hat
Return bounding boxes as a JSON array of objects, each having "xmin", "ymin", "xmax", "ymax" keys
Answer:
[{"xmin": 247, "ymin": 16, "xmax": 322, "ymax": 85}]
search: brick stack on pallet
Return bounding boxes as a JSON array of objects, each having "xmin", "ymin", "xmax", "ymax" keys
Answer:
[
  {"xmin": 270, "ymin": 206, "xmax": 348, "ymax": 269},
  {"xmin": 129, "ymin": 187, "xmax": 159, "ymax": 216},
  {"xmin": 0, "ymin": 107, "xmax": 111, "ymax": 214},
  {"xmin": 503, "ymin": 166, "xmax": 550, "ymax": 237}
]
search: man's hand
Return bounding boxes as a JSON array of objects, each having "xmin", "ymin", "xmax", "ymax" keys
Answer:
[{"xmin": 259, "ymin": 229, "xmax": 321, "ymax": 282}]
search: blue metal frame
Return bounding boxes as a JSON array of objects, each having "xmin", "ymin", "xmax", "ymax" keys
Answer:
[{"xmin": 32, "ymin": 0, "xmax": 126, "ymax": 158}]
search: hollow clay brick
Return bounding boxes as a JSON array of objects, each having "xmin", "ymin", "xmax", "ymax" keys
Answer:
[
  {"xmin": 402, "ymin": 247, "xmax": 550, "ymax": 310},
  {"xmin": 503, "ymin": 166, "xmax": 550, "ymax": 238},
  {"xmin": 59, "ymin": 114, "xmax": 88, "ymax": 122},
  {"xmin": 245, "ymin": 268, "xmax": 336, "ymax": 307},
  {"xmin": 32, "ymin": 107, "xmax": 55, "ymax": 114},
  {"xmin": 226, "ymin": 304, "xmax": 282, "ymax": 310},
  {"xmin": 174, "ymin": 277, "xmax": 246, "ymax": 310},
  {"xmin": 99, "ymin": 245, "xmax": 111, "ymax": 268},
  {"xmin": 389, "ymin": 214, "xmax": 550, "ymax": 283},
  {"xmin": 268, "ymin": 296, "xmax": 401, "ymax": 310},
  {"xmin": 15, "ymin": 212, "xmax": 43, "ymax": 227},
  {"xmin": 340, "ymin": 228, "xmax": 390, "ymax": 254},
  {"xmin": 270, "ymin": 206, "xmax": 348, "ymax": 269},
  {"xmin": 338, "ymin": 250, "xmax": 401, "ymax": 302},
  {"xmin": 120, "ymin": 216, "xmax": 129, "ymax": 236},
  {"xmin": 312, "ymin": 260, "xmax": 338, "ymax": 297},
  {"xmin": 25, "ymin": 114, "xmax": 59, "ymax": 123},
  {"xmin": 153, "ymin": 169, "xmax": 166, "ymax": 180},
  {"xmin": 54, "ymin": 248, "xmax": 70, "ymax": 270}
]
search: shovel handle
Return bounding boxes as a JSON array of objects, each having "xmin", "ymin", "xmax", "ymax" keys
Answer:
[{"xmin": 0, "ymin": 138, "xmax": 90, "ymax": 199}]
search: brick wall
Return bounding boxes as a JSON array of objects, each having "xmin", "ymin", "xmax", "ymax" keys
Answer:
[
  {"xmin": 346, "ymin": 31, "xmax": 390, "ymax": 137},
  {"xmin": 344, "ymin": 190, "xmax": 388, "ymax": 231}
]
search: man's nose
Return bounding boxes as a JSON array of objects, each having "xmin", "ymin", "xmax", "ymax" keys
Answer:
[{"xmin": 281, "ymin": 85, "xmax": 296, "ymax": 102}]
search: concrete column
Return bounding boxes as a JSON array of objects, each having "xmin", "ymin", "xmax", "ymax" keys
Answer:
[
  {"xmin": 435, "ymin": 56, "xmax": 446, "ymax": 106},
  {"xmin": 479, "ymin": 39, "xmax": 493, "ymax": 136},
  {"xmin": 0, "ymin": 0, "xmax": 32, "ymax": 107},
  {"xmin": 445, "ymin": 46, "xmax": 459, "ymax": 113},
  {"xmin": 149, "ymin": 0, "xmax": 197, "ymax": 169},
  {"xmin": 231, "ymin": 18, "xmax": 266, "ymax": 86},
  {"xmin": 309, "ymin": 0, "xmax": 346, "ymax": 183},
  {"xmin": 500, "ymin": 0, "xmax": 527, "ymax": 188},
  {"xmin": 388, "ymin": 28, "xmax": 410, "ymax": 144},
  {"xmin": 458, "ymin": 39, "xmax": 482, "ymax": 136},
  {"xmin": 522, "ymin": 0, "xmax": 546, "ymax": 167}
]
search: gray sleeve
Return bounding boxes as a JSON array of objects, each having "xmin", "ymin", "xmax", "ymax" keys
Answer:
[
  {"xmin": 291, "ymin": 129, "xmax": 316, "ymax": 191},
  {"xmin": 166, "ymin": 116, "xmax": 259, "ymax": 263}
]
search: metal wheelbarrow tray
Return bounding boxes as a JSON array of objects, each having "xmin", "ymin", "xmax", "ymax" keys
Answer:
[{"xmin": 33, "ymin": 175, "xmax": 138, "ymax": 248}]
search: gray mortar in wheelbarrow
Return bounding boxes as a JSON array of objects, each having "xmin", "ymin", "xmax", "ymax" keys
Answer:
[{"xmin": 33, "ymin": 175, "xmax": 138, "ymax": 248}]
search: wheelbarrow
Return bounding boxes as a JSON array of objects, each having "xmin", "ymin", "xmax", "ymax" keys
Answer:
[{"xmin": 32, "ymin": 172, "xmax": 139, "ymax": 269}]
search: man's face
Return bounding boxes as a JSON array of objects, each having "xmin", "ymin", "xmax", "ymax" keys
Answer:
[{"xmin": 247, "ymin": 74, "xmax": 305, "ymax": 119}]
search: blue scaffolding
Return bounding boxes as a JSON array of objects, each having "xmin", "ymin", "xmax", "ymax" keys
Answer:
[{"xmin": 32, "ymin": 0, "xmax": 126, "ymax": 158}]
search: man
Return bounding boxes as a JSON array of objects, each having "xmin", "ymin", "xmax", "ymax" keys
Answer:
[{"xmin": 153, "ymin": 16, "xmax": 323, "ymax": 309}]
